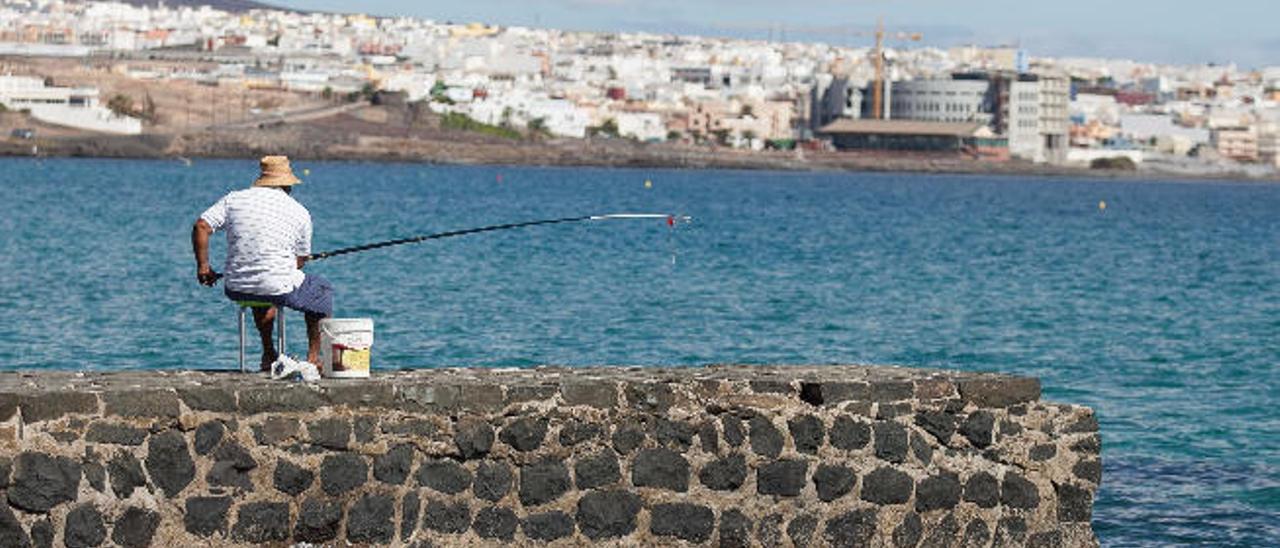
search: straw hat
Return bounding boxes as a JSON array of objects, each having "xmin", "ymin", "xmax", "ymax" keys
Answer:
[{"xmin": 252, "ymin": 155, "xmax": 302, "ymax": 187}]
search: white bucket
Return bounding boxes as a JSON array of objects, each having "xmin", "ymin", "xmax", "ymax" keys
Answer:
[{"xmin": 318, "ymin": 318, "xmax": 374, "ymax": 378}]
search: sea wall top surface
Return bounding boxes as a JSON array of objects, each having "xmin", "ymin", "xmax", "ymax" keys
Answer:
[
  {"xmin": 0, "ymin": 365, "xmax": 1098, "ymax": 548},
  {"xmin": 0, "ymin": 364, "xmax": 1042, "ymax": 421}
]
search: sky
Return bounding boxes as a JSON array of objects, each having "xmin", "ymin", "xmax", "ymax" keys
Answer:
[{"xmin": 274, "ymin": 0, "xmax": 1278, "ymax": 68}]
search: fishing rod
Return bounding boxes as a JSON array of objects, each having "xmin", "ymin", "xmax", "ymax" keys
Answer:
[
  {"xmin": 209, "ymin": 213, "xmax": 690, "ymax": 283},
  {"xmin": 307, "ymin": 213, "xmax": 691, "ymax": 261}
]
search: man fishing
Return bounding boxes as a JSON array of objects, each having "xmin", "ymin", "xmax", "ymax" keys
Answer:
[{"xmin": 191, "ymin": 155, "xmax": 334, "ymax": 371}]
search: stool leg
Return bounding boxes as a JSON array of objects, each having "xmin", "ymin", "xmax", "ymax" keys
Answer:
[
  {"xmin": 277, "ymin": 307, "xmax": 286, "ymax": 358},
  {"xmin": 238, "ymin": 307, "xmax": 247, "ymax": 373}
]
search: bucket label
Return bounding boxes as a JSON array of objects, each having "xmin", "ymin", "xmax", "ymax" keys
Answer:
[{"xmin": 332, "ymin": 345, "xmax": 370, "ymax": 373}]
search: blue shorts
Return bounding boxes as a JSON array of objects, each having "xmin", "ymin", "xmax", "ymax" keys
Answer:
[{"xmin": 225, "ymin": 274, "xmax": 334, "ymax": 317}]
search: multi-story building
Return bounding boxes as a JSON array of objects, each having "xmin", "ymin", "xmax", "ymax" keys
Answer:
[
  {"xmin": 867, "ymin": 71, "xmax": 1068, "ymax": 162},
  {"xmin": 887, "ymin": 78, "xmax": 994, "ymax": 125},
  {"xmin": 1008, "ymin": 74, "xmax": 1069, "ymax": 163},
  {"xmin": 1213, "ymin": 126, "xmax": 1259, "ymax": 162},
  {"xmin": 809, "ymin": 75, "xmax": 863, "ymax": 133},
  {"xmin": 1008, "ymin": 80, "xmax": 1040, "ymax": 161},
  {"xmin": 1257, "ymin": 121, "xmax": 1280, "ymax": 168},
  {"xmin": 686, "ymin": 98, "xmax": 796, "ymax": 144}
]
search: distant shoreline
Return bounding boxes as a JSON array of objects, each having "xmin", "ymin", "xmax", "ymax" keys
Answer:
[
  {"xmin": 1, "ymin": 128, "xmax": 1275, "ymax": 184},
  {"xmin": 0, "ymin": 83, "xmax": 1271, "ymax": 183}
]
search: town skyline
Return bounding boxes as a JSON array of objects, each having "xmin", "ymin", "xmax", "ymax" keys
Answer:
[
  {"xmin": 0, "ymin": 0, "xmax": 1275, "ymax": 177},
  {"xmin": 273, "ymin": 0, "xmax": 1278, "ymax": 69}
]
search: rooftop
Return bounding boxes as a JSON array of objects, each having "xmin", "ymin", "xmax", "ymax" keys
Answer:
[{"xmin": 818, "ymin": 119, "xmax": 988, "ymax": 137}]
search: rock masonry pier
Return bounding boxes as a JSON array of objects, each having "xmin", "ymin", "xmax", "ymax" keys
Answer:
[{"xmin": 0, "ymin": 365, "xmax": 1100, "ymax": 547}]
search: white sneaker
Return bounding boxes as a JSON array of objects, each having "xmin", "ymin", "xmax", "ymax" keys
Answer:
[
  {"xmin": 297, "ymin": 361, "xmax": 321, "ymax": 382},
  {"xmin": 269, "ymin": 354, "xmax": 300, "ymax": 380},
  {"xmin": 270, "ymin": 355, "xmax": 320, "ymax": 382}
]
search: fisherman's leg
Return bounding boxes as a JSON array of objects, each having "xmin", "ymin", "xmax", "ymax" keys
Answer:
[
  {"xmin": 305, "ymin": 312, "xmax": 322, "ymax": 365},
  {"xmin": 252, "ymin": 306, "xmax": 278, "ymax": 370},
  {"xmin": 281, "ymin": 273, "xmax": 333, "ymax": 368}
]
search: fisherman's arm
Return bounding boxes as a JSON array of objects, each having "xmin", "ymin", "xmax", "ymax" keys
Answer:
[
  {"xmin": 191, "ymin": 219, "xmax": 219, "ymax": 286},
  {"xmin": 295, "ymin": 211, "xmax": 312, "ymax": 271}
]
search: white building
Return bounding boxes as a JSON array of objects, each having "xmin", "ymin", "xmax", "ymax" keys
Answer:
[
  {"xmin": 615, "ymin": 111, "xmax": 666, "ymax": 142},
  {"xmin": 1009, "ymin": 75, "xmax": 1068, "ymax": 163},
  {"xmin": 0, "ymin": 75, "xmax": 141, "ymax": 134},
  {"xmin": 279, "ymin": 71, "xmax": 330, "ymax": 92},
  {"xmin": 1071, "ymin": 93, "xmax": 1120, "ymax": 126},
  {"xmin": 1119, "ymin": 113, "xmax": 1210, "ymax": 155},
  {"xmin": 526, "ymin": 98, "xmax": 590, "ymax": 138},
  {"xmin": 380, "ymin": 71, "xmax": 435, "ymax": 102},
  {"xmin": 889, "ymin": 78, "xmax": 993, "ymax": 125}
]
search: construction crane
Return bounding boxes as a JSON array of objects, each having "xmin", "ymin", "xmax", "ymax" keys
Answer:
[
  {"xmin": 729, "ymin": 19, "xmax": 922, "ymax": 119},
  {"xmin": 863, "ymin": 18, "xmax": 923, "ymax": 120}
]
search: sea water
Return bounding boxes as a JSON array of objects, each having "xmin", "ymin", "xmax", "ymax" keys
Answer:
[{"xmin": 0, "ymin": 158, "xmax": 1276, "ymax": 546}]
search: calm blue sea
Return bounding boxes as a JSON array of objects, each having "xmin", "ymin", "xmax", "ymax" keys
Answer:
[{"xmin": 0, "ymin": 158, "xmax": 1276, "ymax": 546}]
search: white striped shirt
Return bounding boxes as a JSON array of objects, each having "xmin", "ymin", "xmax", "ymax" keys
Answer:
[{"xmin": 201, "ymin": 187, "xmax": 312, "ymax": 296}]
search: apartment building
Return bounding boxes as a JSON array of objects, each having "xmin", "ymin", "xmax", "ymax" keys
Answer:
[
  {"xmin": 809, "ymin": 75, "xmax": 863, "ymax": 133},
  {"xmin": 1258, "ymin": 122, "xmax": 1280, "ymax": 167},
  {"xmin": 1213, "ymin": 126, "xmax": 1259, "ymax": 162},
  {"xmin": 1008, "ymin": 74, "xmax": 1069, "ymax": 164}
]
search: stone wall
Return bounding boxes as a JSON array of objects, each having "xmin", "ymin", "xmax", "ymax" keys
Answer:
[{"xmin": 0, "ymin": 365, "xmax": 1101, "ymax": 547}]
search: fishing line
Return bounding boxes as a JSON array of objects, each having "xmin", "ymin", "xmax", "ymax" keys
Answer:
[
  {"xmin": 307, "ymin": 213, "xmax": 692, "ymax": 261},
  {"xmin": 211, "ymin": 213, "xmax": 691, "ymax": 282}
]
